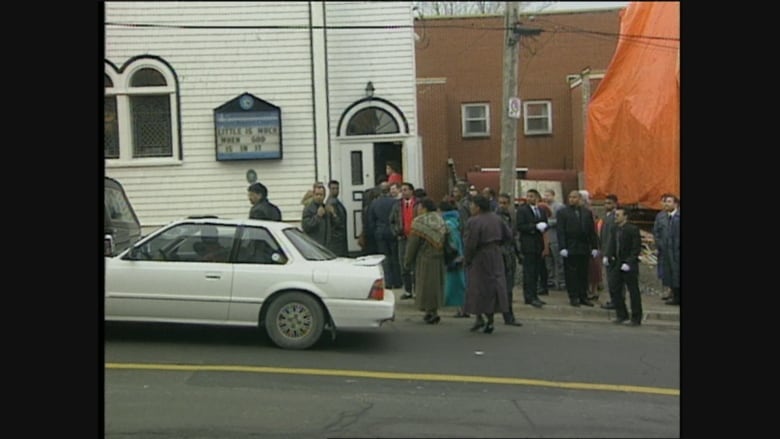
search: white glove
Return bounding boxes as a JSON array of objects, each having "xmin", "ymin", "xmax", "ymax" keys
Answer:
[
  {"xmin": 602, "ymin": 256, "xmax": 609, "ymax": 266},
  {"xmin": 591, "ymin": 249, "xmax": 599, "ymax": 258},
  {"xmin": 620, "ymin": 263, "xmax": 630, "ymax": 272},
  {"xmin": 560, "ymin": 249, "xmax": 568, "ymax": 258},
  {"xmin": 535, "ymin": 222, "xmax": 547, "ymax": 232}
]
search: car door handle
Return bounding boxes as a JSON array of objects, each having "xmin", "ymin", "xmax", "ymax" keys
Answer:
[{"xmin": 205, "ymin": 273, "xmax": 222, "ymax": 280}]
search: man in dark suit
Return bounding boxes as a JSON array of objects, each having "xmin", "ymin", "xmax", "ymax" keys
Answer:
[
  {"xmin": 603, "ymin": 207, "xmax": 644, "ymax": 325},
  {"xmin": 556, "ymin": 190, "xmax": 599, "ymax": 307},
  {"xmin": 389, "ymin": 182, "xmax": 418, "ymax": 299},
  {"xmin": 516, "ymin": 189, "xmax": 548, "ymax": 308},
  {"xmin": 654, "ymin": 193, "xmax": 680, "ymax": 305},
  {"xmin": 599, "ymin": 194, "xmax": 620, "ymax": 310}
]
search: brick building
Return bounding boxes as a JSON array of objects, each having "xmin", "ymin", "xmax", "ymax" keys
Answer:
[{"xmin": 414, "ymin": 8, "xmax": 623, "ymax": 201}]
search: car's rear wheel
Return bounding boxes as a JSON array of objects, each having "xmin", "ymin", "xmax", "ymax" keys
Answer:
[{"xmin": 264, "ymin": 292, "xmax": 325, "ymax": 350}]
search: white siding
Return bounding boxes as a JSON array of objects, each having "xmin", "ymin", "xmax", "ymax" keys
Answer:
[
  {"xmin": 104, "ymin": 1, "xmax": 417, "ymax": 228},
  {"xmin": 324, "ymin": 2, "xmax": 418, "ymax": 138}
]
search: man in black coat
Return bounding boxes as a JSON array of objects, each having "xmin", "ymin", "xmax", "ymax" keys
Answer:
[
  {"xmin": 368, "ymin": 183, "xmax": 402, "ymax": 289},
  {"xmin": 515, "ymin": 189, "xmax": 547, "ymax": 309},
  {"xmin": 301, "ymin": 185, "xmax": 330, "ymax": 247},
  {"xmin": 325, "ymin": 180, "xmax": 349, "ymax": 257},
  {"xmin": 556, "ymin": 190, "xmax": 599, "ymax": 307},
  {"xmin": 603, "ymin": 207, "xmax": 643, "ymax": 325},
  {"xmin": 248, "ymin": 182, "xmax": 282, "ymax": 221}
]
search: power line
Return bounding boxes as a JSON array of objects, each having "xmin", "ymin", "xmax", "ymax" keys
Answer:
[
  {"xmin": 105, "ymin": 21, "xmax": 679, "ymax": 45},
  {"xmin": 104, "ymin": 22, "xmax": 412, "ymax": 30}
]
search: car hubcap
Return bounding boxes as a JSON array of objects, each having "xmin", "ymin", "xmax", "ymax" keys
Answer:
[{"xmin": 277, "ymin": 302, "xmax": 313, "ymax": 338}]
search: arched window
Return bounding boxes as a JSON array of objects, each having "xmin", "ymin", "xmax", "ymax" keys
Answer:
[
  {"xmin": 104, "ymin": 74, "xmax": 119, "ymax": 159},
  {"xmin": 105, "ymin": 57, "xmax": 180, "ymax": 164},
  {"xmin": 346, "ymin": 107, "xmax": 399, "ymax": 135}
]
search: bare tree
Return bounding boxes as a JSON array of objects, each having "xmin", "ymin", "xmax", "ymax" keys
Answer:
[{"xmin": 414, "ymin": 1, "xmax": 554, "ymax": 17}]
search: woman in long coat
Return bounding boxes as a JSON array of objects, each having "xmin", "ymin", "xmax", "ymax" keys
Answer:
[
  {"xmin": 404, "ymin": 197, "xmax": 447, "ymax": 324},
  {"xmin": 463, "ymin": 195, "xmax": 512, "ymax": 334}
]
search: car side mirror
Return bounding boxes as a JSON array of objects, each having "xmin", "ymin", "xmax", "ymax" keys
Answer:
[{"xmin": 104, "ymin": 234, "xmax": 115, "ymax": 257}]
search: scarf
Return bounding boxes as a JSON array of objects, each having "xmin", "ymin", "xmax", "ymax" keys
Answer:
[
  {"xmin": 441, "ymin": 210, "xmax": 460, "ymax": 235},
  {"xmin": 410, "ymin": 211, "xmax": 446, "ymax": 249}
]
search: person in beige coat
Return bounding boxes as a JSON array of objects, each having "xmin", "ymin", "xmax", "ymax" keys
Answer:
[{"xmin": 404, "ymin": 197, "xmax": 446, "ymax": 324}]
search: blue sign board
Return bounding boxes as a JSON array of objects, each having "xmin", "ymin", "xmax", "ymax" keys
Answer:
[{"xmin": 214, "ymin": 93, "xmax": 282, "ymax": 161}]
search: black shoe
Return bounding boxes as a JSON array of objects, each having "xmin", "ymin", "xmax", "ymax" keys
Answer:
[
  {"xmin": 624, "ymin": 320, "xmax": 641, "ymax": 326},
  {"xmin": 537, "ymin": 299, "xmax": 547, "ymax": 305},
  {"xmin": 570, "ymin": 300, "xmax": 581, "ymax": 307},
  {"xmin": 470, "ymin": 319, "xmax": 486, "ymax": 332},
  {"xmin": 588, "ymin": 295, "xmax": 599, "ymax": 301},
  {"xmin": 423, "ymin": 313, "xmax": 433, "ymax": 322},
  {"xmin": 613, "ymin": 317, "xmax": 628, "ymax": 324},
  {"xmin": 600, "ymin": 302, "xmax": 615, "ymax": 310},
  {"xmin": 530, "ymin": 300, "xmax": 544, "ymax": 308},
  {"xmin": 426, "ymin": 315, "xmax": 441, "ymax": 324},
  {"xmin": 401, "ymin": 293, "xmax": 413, "ymax": 300},
  {"xmin": 483, "ymin": 323, "xmax": 494, "ymax": 334},
  {"xmin": 580, "ymin": 299, "xmax": 595, "ymax": 307}
]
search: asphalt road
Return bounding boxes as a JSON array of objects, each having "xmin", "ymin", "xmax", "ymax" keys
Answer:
[{"xmin": 104, "ymin": 317, "xmax": 679, "ymax": 438}]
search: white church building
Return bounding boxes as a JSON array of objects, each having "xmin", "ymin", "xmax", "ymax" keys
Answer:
[{"xmin": 104, "ymin": 1, "xmax": 420, "ymax": 253}]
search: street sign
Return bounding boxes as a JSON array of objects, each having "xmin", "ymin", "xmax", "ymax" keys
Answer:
[{"xmin": 508, "ymin": 97, "xmax": 521, "ymax": 119}]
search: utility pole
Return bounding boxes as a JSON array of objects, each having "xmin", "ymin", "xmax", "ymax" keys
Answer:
[
  {"xmin": 499, "ymin": 2, "xmax": 520, "ymax": 199},
  {"xmin": 499, "ymin": 2, "xmax": 541, "ymax": 198}
]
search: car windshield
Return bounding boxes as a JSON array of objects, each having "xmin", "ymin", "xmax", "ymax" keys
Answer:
[{"xmin": 283, "ymin": 228, "xmax": 338, "ymax": 261}]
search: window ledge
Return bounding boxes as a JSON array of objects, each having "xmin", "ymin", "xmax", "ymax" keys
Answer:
[
  {"xmin": 524, "ymin": 132, "xmax": 552, "ymax": 137},
  {"xmin": 106, "ymin": 158, "xmax": 183, "ymax": 168}
]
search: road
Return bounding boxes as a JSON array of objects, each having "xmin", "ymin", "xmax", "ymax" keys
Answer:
[{"xmin": 104, "ymin": 316, "xmax": 679, "ymax": 438}]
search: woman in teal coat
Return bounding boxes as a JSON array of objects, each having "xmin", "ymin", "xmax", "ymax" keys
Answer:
[{"xmin": 439, "ymin": 199, "xmax": 467, "ymax": 317}]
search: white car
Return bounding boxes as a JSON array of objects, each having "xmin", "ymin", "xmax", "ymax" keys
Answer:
[{"xmin": 105, "ymin": 217, "xmax": 395, "ymax": 349}]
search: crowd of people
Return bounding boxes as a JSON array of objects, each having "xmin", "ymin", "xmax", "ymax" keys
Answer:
[{"xmin": 245, "ymin": 169, "xmax": 680, "ymax": 331}]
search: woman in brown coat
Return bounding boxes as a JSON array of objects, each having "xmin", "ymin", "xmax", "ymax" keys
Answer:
[{"xmin": 404, "ymin": 197, "xmax": 447, "ymax": 324}]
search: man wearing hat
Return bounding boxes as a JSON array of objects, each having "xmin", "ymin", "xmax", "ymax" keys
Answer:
[{"xmin": 248, "ymin": 182, "xmax": 282, "ymax": 221}]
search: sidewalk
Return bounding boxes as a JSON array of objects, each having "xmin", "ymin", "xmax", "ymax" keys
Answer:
[{"xmin": 389, "ymin": 285, "xmax": 679, "ymax": 328}]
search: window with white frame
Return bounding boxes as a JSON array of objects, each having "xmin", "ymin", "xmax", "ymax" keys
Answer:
[
  {"xmin": 461, "ymin": 103, "xmax": 490, "ymax": 137},
  {"xmin": 105, "ymin": 57, "xmax": 180, "ymax": 164},
  {"xmin": 523, "ymin": 100, "xmax": 552, "ymax": 135}
]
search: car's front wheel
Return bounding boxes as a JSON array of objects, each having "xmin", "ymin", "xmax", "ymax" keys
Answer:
[{"xmin": 264, "ymin": 292, "xmax": 325, "ymax": 350}]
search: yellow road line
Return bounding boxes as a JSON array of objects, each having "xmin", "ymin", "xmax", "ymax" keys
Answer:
[{"xmin": 105, "ymin": 363, "xmax": 679, "ymax": 396}]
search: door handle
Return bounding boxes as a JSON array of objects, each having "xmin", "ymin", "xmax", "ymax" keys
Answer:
[{"xmin": 205, "ymin": 273, "xmax": 222, "ymax": 280}]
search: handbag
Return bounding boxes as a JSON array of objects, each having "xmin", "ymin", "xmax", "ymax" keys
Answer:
[{"xmin": 443, "ymin": 230, "xmax": 461, "ymax": 270}]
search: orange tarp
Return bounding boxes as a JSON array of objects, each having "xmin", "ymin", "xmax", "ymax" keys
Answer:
[{"xmin": 584, "ymin": 1, "xmax": 679, "ymax": 209}]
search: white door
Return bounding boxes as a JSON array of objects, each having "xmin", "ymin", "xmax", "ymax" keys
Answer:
[
  {"xmin": 339, "ymin": 143, "xmax": 374, "ymax": 254},
  {"xmin": 106, "ymin": 259, "xmax": 232, "ymax": 322}
]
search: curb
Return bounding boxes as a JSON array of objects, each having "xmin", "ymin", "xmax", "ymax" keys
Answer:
[{"xmin": 389, "ymin": 289, "xmax": 679, "ymax": 328}]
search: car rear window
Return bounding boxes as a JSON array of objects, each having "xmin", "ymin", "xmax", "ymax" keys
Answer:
[
  {"xmin": 105, "ymin": 185, "xmax": 138, "ymax": 223},
  {"xmin": 283, "ymin": 228, "xmax": 337, "ymax": 261}
]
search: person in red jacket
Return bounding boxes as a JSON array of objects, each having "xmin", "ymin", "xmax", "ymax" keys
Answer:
[{"xmin": 386, "ymin": 160, "xmax": 403, "ymax": 184}]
